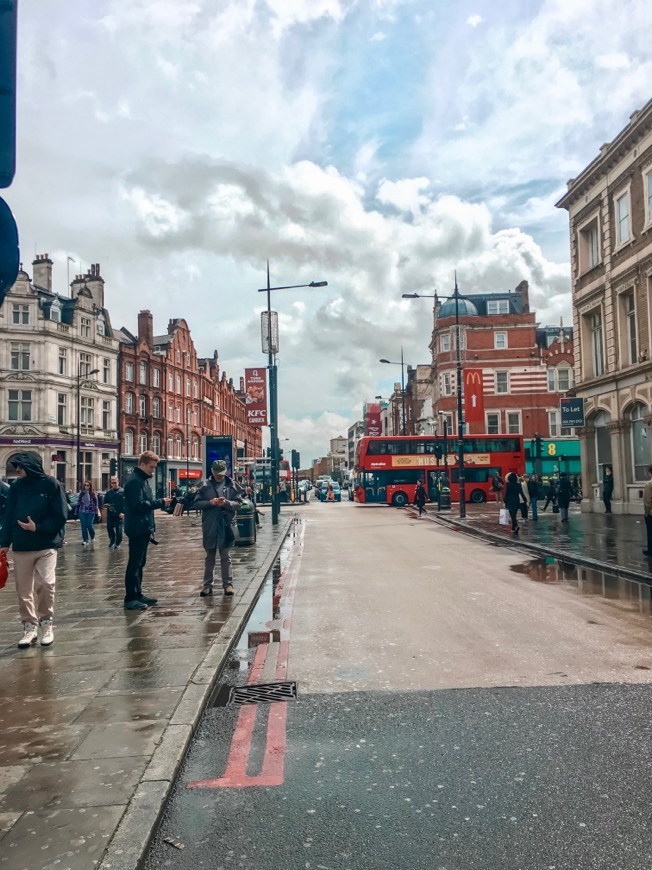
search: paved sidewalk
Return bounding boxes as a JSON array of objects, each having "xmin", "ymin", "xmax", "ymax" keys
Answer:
[
  {"xmin": 0, "ymin": 510, "xmax": 293, "ymax": 870},
  {"xmin": 425, "ymin": 502, "xmax": 652, "ymax": 582}
]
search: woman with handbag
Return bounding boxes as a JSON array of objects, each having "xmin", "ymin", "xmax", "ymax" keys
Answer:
[
  {"xmin": 503, "ymin": 472, "xmax": 522, "ymax": 534},
  {"xmin": 76, "ymin": 481, "xmax": 99, "ymax": 545}
]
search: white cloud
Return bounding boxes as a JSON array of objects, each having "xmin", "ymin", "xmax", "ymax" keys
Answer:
[{"xmin": 11, "ymin": 0, "xmax": 652, "ymax": 461}]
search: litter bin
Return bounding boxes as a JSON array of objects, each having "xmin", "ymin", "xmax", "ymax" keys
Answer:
[
  {"xmin": 236, "ymin": 500, "xmax": 256, "ymax": 546},
  {"xmin": 438, "ymin": 487, "xmax": 451, "ymax": 511}
]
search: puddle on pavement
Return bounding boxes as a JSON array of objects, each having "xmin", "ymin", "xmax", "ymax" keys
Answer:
[
  {"xmin": 512, "ymin": 556, "xmax": 652, "ymax": 616},
  {"xmin": 209, "ymin": 520, "xmax": 301, "ymax": 705}
]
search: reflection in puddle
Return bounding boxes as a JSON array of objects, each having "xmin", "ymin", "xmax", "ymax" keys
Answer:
[{"xmin": 512, "ymin": 557, "xmax": 652, "ymax": 616}]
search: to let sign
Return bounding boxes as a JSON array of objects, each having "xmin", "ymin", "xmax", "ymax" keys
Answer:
[{"xmin": 560, "ymin": 397, "xmax": 585, "ymax": 428}]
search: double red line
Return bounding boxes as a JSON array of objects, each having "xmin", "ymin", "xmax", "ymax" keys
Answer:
[{"xmin": 187, "ymin": 525, "xmax": 302, "ymax": 790}]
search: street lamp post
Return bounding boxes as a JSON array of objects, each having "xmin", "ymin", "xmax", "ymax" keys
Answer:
[
  {"xmin": 403, "ymin": 280, "xmax": 466, "ymax": 518},
  {"xmin": 77, "ymin": 365, "xmax": 100, "ymax": 489},
  {"xmin": 438, "ymin": 412, "xmax": 449, "ymax": 477},
  {"xmin": 379, "ymin": 347, "xmax": 406, "ymax": 435},
  {"xmin": 259, "ymin": 263, "xmax": 327, "ymax": 525},
  {"xmin": 185, "ymin": 406, "xmax": 191, "ymax": 490}
]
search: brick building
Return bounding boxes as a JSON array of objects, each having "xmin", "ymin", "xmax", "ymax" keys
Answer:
[
  {"xmin": 556, "ymin": 98, "xmax": 652, "ymax": 513},
  {"xmin": 117, "ymin": 312, "xmax": 262, "ymax": 496},
  {"xmin": 431, "ymin": 281, "xmax": 575, "ymax": 440}
]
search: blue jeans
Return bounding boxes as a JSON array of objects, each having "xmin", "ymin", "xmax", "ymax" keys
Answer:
[
  {"xmin": 530, "ymin": 498, "xmax": 538, "ymax": 520},
  {"xmin": 79, "ymin": 511, "xmax": 96, "ymax": 542}
]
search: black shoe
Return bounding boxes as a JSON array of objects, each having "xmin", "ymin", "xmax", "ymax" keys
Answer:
[
  {"xmin": 224, "ymin": 583, "xmax": 234, "ymax": 596},
  {"xmin": 200, "ymin": 585, "xmax": 213, "ymax": 597},
  {"xmin": 513, "ymin": 527, "xmax": 519, "ymax": 534},
  {"xmin": 139, "ymin": 595, "xmax": 158, "ymax": 606},
  {"xmin": 124, "ymin": 600, "xmax": 148, "ymax": 611}
]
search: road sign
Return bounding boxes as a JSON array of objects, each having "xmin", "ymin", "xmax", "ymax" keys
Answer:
[{"xmin": 560, "ymin": 397, "xmax": 584, "ymax": 428}]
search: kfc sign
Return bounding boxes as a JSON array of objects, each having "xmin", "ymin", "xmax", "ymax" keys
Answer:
[{"xmin": 244, "ymin": 368, "xmax": 268, "ymax": 426}]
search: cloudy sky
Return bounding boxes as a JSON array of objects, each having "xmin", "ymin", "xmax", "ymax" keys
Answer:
[{"xmin": 8, "ymin": 0, "xmax": 652, "ymax": 462}]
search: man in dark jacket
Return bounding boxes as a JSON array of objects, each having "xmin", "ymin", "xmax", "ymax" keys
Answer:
[
  {"xmin": 104, "ymin": 476, "xmax": 125, "ymax": 549},
  {"xmin": 194, "ymin": 459, "xmax": 242, "ymax": 597},
  {"xmin": 0, "ymin": 452, "xmax": 68, "ymax": 648},
  {"xmin": 602, "ymin": 467, "xmax": 614, "ymax": 514},
  {"xmin": 123, "ymin": 451, "xmax": 171, "ymax": 610},
  {"xmin": 557, "ymin": 473, "xmax": 573, "ymax": 523}
]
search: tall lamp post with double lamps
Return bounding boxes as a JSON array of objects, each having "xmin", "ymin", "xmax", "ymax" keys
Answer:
[
  {"xmin": 379, "ymin": 347, "xmax": 407, "ymax": 435},
  {"xmin": 403, "ymin": 279, "xmax": 467, "ymax": 518},
  {"xmin": 259, "ymin": 263, "xmax": 327, "ymax": 526}
]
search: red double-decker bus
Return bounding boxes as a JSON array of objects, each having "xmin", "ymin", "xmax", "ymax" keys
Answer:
[{"xmin": 353, "ymin": 434, "xmax": 525, "ymax": 507}]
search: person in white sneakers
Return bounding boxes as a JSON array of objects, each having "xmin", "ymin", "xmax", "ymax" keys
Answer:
[{"xmin": 0, "ymin": 452, "xmax": 69, "ymax": 648}]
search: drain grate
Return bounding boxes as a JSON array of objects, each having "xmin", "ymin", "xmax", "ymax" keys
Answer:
[{"xmin": 230, "ymin": 681, "xmax": 298, "ymax": 705}]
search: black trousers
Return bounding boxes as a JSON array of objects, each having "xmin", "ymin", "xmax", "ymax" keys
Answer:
[
  {"xmin": 645, "ymin": 516, "xmax": 652, "ymax": 553},
  {"xmin": 107, "ymin": 515, "xmax": 123, "ymax": 547},
  {"xmin": 509, "ymin": 508, "xmax": 519, "ymax": 531},
  {"xmin": 603, "ymin": 495, "xmax": 612, "ymax": 513},
  {"xmin": 124, "ymin": 534, "xmax": 150, "ymax": 603}
]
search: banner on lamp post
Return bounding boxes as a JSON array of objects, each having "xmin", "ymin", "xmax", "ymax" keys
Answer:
[
  {"xmin": 463, "ymin": 369, "xmax": 485, "ymax": 425},
  {"xmin": 244, "ymin": 368, "xmax": 268, "ymax": 426},
  {"xmin": 365, "ymin": 402, "xmax": 382, "ymax": 436}
]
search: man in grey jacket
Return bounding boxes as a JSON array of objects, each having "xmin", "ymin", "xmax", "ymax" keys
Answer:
[{"xmin": 194, "ymin": 460, "xmax": 242, "ymax": 597}]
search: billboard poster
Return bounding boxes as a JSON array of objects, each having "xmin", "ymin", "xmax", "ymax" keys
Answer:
[
  {"xmin": 365, "ymin": 403, "xmax": 382, "ymax": 436},
  {"xmin": 244, "ymin": 368, "xmax": 268, "ymax": 426},
  {"xmin": 203, "ymin": 435, "xmax": 233, "ymax": 480},
  {"xmin": 464, "ymin": 369, "xmax": 485, "ymax": 424}
]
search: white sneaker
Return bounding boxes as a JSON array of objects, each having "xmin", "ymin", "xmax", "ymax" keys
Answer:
[
  {"xmin": 40, "ymin": 620, "xmax": 54, "ymax": 647},
  {"xmin": 18, "ymin": 623, "xmax": 38, "ymax": 649}
]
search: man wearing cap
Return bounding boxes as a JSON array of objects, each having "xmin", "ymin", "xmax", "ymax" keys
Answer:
[
  {"xmin": 0, "ymin": 452, "xmax": 69, "ymax": 648},
  {"xmin": 194, "ymin": 459, "xmax": 243, "ymax": 597}
]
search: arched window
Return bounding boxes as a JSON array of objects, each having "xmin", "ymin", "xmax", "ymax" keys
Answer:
[
  {"xmin": 630, "ymin": 404, "xmax": 650, "ymax": 481},
  {"xmin": 124, "ymin": 429, "xmax": 134, "ymax": 456},
  {"xmin": 138, "ymin": 433, "xmax": 147, "ymax": 454},
  {"xmin": 138, "ymin": 395, "xmax": 146, "ymax": 418},
  {"xmin": 593, "ymin": 411, "xmax": 612, "ymax": 476},
  {"xmin": 152, "ymin": 433, "xmax": 161, "ymax": 456},
  {"xmin": 175, "ymin": 435, "xmax": 182, "ymax": 458},
  {"xmin": 152, "ymin": 397, "xmax": 160, "ymax": 418},
  {"xmin": 191, "ymin": 438, "xmax": 199, "ymax": 459},
  {"xmin": 125, "ymin": 392, "xmax": 134, "ymax": 414}
]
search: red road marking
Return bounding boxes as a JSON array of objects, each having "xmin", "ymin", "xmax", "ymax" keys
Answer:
[{"xmin": 187, "ymin": 524, "xmax": 303, "ymax": 790}]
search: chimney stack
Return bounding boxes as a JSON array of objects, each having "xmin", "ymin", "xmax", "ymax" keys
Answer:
[
  {"xmin": 84, "ymin": 262, "xmax": 105, "ymax": 308},
  {"xmin": 32, "ymin": 253, "xmax": 53, "ymax": 292},
  {"xmin": 515, "ymin": 279, "xmax": 529, "ymax": 313},
  {"xmin": 138, "ymin": 310, "xmax": 154, "ymax": 346}
]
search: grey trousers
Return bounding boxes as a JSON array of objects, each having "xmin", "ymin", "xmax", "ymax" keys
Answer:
[{"xmin": 203, "ymin": 547, "xmax": 232, "ymax": 588}]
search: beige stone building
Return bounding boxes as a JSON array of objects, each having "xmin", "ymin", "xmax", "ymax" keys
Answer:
[{"xmin": 556, "ymin": 99, "xmax": 652, "ymax": 513}]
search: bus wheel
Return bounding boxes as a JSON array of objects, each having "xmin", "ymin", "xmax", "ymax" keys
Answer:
[
  {"xmin": 470, "ymin": 489, "xmax": 486, "ymax": 504},
  {"xmin": 392, "ymin": 492, "xmax": 408, "ymax": 507}
]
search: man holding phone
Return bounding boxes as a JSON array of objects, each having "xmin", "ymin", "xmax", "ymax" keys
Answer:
[
  {"xmin": 123, "ymin": 451, "xmax": 171, "ymax": 611},
  {"xmin": 194, "ymin": 459, "xmax": 242, "ymax": 597}
]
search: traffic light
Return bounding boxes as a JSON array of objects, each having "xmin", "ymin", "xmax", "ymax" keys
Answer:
[
  {"xmin": 0, "ymin": 1, "xmax": 17, "ymax": 189},
  {"xmin": 109, "ymin": 458, "xmax": 117, "ymax": 476},
  {"xmin": 291, "ymin": 449, "xmax": 300, "ymax": 469},
  {"xmin": 278, "ymin": 448, "xmax": 284, "ymax": 459},
  {"xmin": 0, "ymin": 195, "xmax": 18, "ymax": 307},
  {"xmin": 433, "ymin": 443, "xmax": 443, "ymax": 460},
  {"xmin": 266, "ymin": 447, "xmax": 271, "ymax": 457}
]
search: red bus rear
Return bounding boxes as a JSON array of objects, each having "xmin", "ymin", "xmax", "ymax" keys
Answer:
[{"xmin": 353, "ymin": 434, "xmax": 525, "ymax": 507}]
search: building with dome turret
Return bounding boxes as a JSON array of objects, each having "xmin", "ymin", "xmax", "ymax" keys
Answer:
[{"xmin": 430, "ymin": 280, "xmax": 575, "ymax": 446}]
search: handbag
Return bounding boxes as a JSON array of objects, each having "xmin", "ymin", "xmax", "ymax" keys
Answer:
[
  {"xmin": 0, "ymin": 551, "xmax": 8, "ymax": 589},
  {"xmin": 499, "ymin": 507, "xmax": 510, "ymax": 526},
  {"xmin": 552, "ymin": 504, "xmax": 560, "ymax": 514}
]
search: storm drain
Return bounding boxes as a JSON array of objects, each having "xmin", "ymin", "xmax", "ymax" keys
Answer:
[{"xmin": 229, "ymin": 681, "xmax": 298, "ymax": 706}]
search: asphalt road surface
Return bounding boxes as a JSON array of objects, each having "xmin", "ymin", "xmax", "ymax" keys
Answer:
[{"xmin": 145, "ymin": 501, "xmax": 652, "ymax": 870}]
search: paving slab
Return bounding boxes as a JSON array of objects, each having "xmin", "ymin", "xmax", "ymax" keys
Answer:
[{"xmin": 0, "ymin": 509, "xmax": 293, "ymax": 869}]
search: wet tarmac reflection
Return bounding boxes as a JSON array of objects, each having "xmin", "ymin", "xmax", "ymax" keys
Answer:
[{"xmin": 511, "ymin": 556, "xmax": 652, "ymax": 616}]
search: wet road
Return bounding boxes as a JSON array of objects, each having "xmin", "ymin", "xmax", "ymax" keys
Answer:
[{"xmin": 145, "ymin": 501, "xmax": 652, "ymax": 870}]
